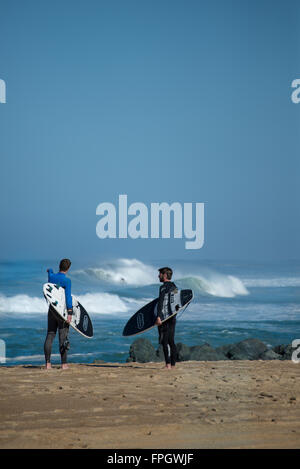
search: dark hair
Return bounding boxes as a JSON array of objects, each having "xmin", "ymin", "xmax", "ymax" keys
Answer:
[
  {"xmin": 158, "ymin": 267, "xmax": 173, "ymax": 280},
  {"xmin": 59, "ymin": 258, "xmax": 71, "ymax": 272}
]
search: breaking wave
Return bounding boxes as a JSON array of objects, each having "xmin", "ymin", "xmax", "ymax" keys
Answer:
[
  {"xmin": 73, "ymin": 258, "xmax": 250, "ymax": 298},
  {"xmin": 177, "ymin": 275, "xmax": 249, "ymax": 298},
  {"xmin": 0, "ymin": 292, "xmax": 145, "ymax": 315},
  {"xmin": 72, "ymin": 258, "xmax": 157, "ymax": 286}
]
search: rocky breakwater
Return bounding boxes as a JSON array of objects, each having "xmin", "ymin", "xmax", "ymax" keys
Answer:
[{"xmin": 127, "ymin": 337, "xmax": 295, "ymax": 363}]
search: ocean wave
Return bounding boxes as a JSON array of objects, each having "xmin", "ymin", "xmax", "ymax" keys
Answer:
[
  {"xmin": 72, "ymin": 258, "xmax": 157, "ymax": 286},
  {"xmin": 72, "ymin": 258, "xmax": 249, "ymax": 298},
  {"xmin": 0, "ymin": 292, "xmax": 145, "ymax": 315},
  {"xmin": 177, "ymin": 275, "xmax": 249, "ymax": 298}
]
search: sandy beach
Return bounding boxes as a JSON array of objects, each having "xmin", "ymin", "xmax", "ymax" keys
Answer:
[{"xmin": 0, "ymin": 360, "xmax": 299, "ymax": 449}]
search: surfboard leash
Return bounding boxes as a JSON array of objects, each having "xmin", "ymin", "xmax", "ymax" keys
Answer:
[{"xmin": 176, "ymin": 302, "xmax": 190, "ymax": 321}]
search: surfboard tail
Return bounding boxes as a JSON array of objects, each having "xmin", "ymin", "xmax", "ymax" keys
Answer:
[{"xmin": 180, "ymin": 289, "xmax": 193, "ymax": 305}]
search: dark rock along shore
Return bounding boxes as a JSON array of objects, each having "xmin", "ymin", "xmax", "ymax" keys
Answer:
[{"xmin": 126, "ymin": 337, "xmax": 294, "ymax": 363}]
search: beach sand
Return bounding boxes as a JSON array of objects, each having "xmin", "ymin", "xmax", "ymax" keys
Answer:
[{"xmin": 0, "ymin": 361, "xmax": 299, "ymax": 449}]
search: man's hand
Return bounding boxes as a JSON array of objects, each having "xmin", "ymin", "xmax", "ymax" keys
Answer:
[{"xmin": 155, "ymin": 317, "xmax": 162, "ymax": 326}]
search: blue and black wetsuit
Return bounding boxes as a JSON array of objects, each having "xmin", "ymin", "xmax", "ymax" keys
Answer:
[
  {"xmin": 157, "ymin": 281, "xmax": 177, "ymax": 367},
  {"xmin": 44, "ymin": 269, "xmax": 73, "ymax": 365},
  {"xmin": 47, "ymin": 269, "xmax": 73, "ymax": 311}
]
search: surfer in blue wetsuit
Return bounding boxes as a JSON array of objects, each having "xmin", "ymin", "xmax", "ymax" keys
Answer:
[
  {"xmin": 155, "ymin": 267, "xmax": 178, "ymax": 370},
  {"xmin": 44, "ymin": 258, "xmax": 73, "ymax": 370}
]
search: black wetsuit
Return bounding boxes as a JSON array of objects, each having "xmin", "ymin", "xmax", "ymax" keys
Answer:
[
  {"xmin": 44, "ymin": 305, "xmax": 69, "ymax": 365},
  {"xmin": 157, "ymin": 281, "xmax": 177, "ymax": 366}
]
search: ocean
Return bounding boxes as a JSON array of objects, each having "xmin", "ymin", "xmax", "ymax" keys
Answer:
[{"xmin": 0, "ymin": 258, "xmax": 299, "ymax": 365}]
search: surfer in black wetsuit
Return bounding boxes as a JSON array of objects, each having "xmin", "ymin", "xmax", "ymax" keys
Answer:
[{"xmin": 155, "ymin": 267, "xmax": 177, "ymax": 370}]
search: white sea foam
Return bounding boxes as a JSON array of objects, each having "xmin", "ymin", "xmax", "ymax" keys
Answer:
[
  {"xmin": 0, "ymin": 292, "xmax": 145, "ymax": 315},
  {"xmin": 0, "ymin": 294, "xmax": 46, "ymax": 313},
  {"xmin": 75, "ymin": 293, "xmax": 145, "ymax": 314}
]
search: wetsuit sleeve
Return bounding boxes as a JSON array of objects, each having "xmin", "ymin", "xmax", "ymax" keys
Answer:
[
  {"xmin": 64, "ymin": 277, "xmax": 73, "ymax": 312},
  {"xmin": 47, "ymin": 269, "xmax": 54, "ymax": 282}
]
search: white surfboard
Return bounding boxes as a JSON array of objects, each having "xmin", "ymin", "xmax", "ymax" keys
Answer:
[{"xmin": 43, "ymin": 283, "xmax": 93, "ymax": 338}]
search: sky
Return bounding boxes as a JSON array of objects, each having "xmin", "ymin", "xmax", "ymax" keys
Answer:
[{"xmin": 0, "ymin": 0, "xmax": 299, "ymax": 263}]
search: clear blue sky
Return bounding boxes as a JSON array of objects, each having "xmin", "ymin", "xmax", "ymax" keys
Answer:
[{"xmin": 0, "ymin": 0, "xmax": 299, "ymax": 262}]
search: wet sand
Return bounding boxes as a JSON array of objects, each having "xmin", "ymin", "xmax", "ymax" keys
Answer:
[{"xmin": 0, "ymin": 361, "xmax": 299, "ymax": 449}]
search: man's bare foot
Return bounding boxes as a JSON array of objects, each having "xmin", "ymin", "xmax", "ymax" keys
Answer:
[
  {"xmin": 61, "ymin": 364, "xmax": 69, "ymax": 370},
  {"xmin": 165, "ymin": 364, "xmax": 172, "ymax": 370},
  {"xmin": 45, "ymin": 363, "xmax": 52, "ymax": 370}
]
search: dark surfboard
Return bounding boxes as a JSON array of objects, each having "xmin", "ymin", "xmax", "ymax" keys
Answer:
[
  {"xmin": 75, "ymin": 301, "xmax": 93, "ymax": 338},
  {"xmin": 122, "ymin": 289, "xmax": 193, "ymax": 337}
]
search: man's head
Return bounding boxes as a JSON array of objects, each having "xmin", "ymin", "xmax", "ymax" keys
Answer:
[
  {"xmin": 59, "ymin": 258, "xmax": 71, "ymax": 272},
  {"xmin": 158, "ymin": 267, "xmax": 173, "ymax": 283}
]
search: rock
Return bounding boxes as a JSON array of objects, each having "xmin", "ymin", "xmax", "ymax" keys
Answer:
[
  {"xmin": 284, "ymin": 345, "xmax": 293, "ymax": 359},
  {"xmin": 259, "ymin": 349, "xmax": 281, "ymax": 360},
  {"xmin": 215, "ymin": 344, "xmax": 234, "ymax": 357},
  {"xmin": 176, "ymin": 342, "xmax": 192, "ymax": 361},
  {"xmin": 273, "ymin": 344, "xmax": 286, "ymax": 355},
  {"xmin": 189, "ymin": 343, "xmax": 228, "ymax": 361},
  {"xmin": 226, "ymin": 338, "xmax": 268, "ymax": 360},
  {"xmin": 272, "ymin": 344, "xmax": 293, "ymax": 360},
  {"xmin": 155, "ymin": 344, "xmax": 164, "ymax": 362},
  {"xmin": 127, "ymin": 338, "xmax": 160, "ymax": 363}
]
